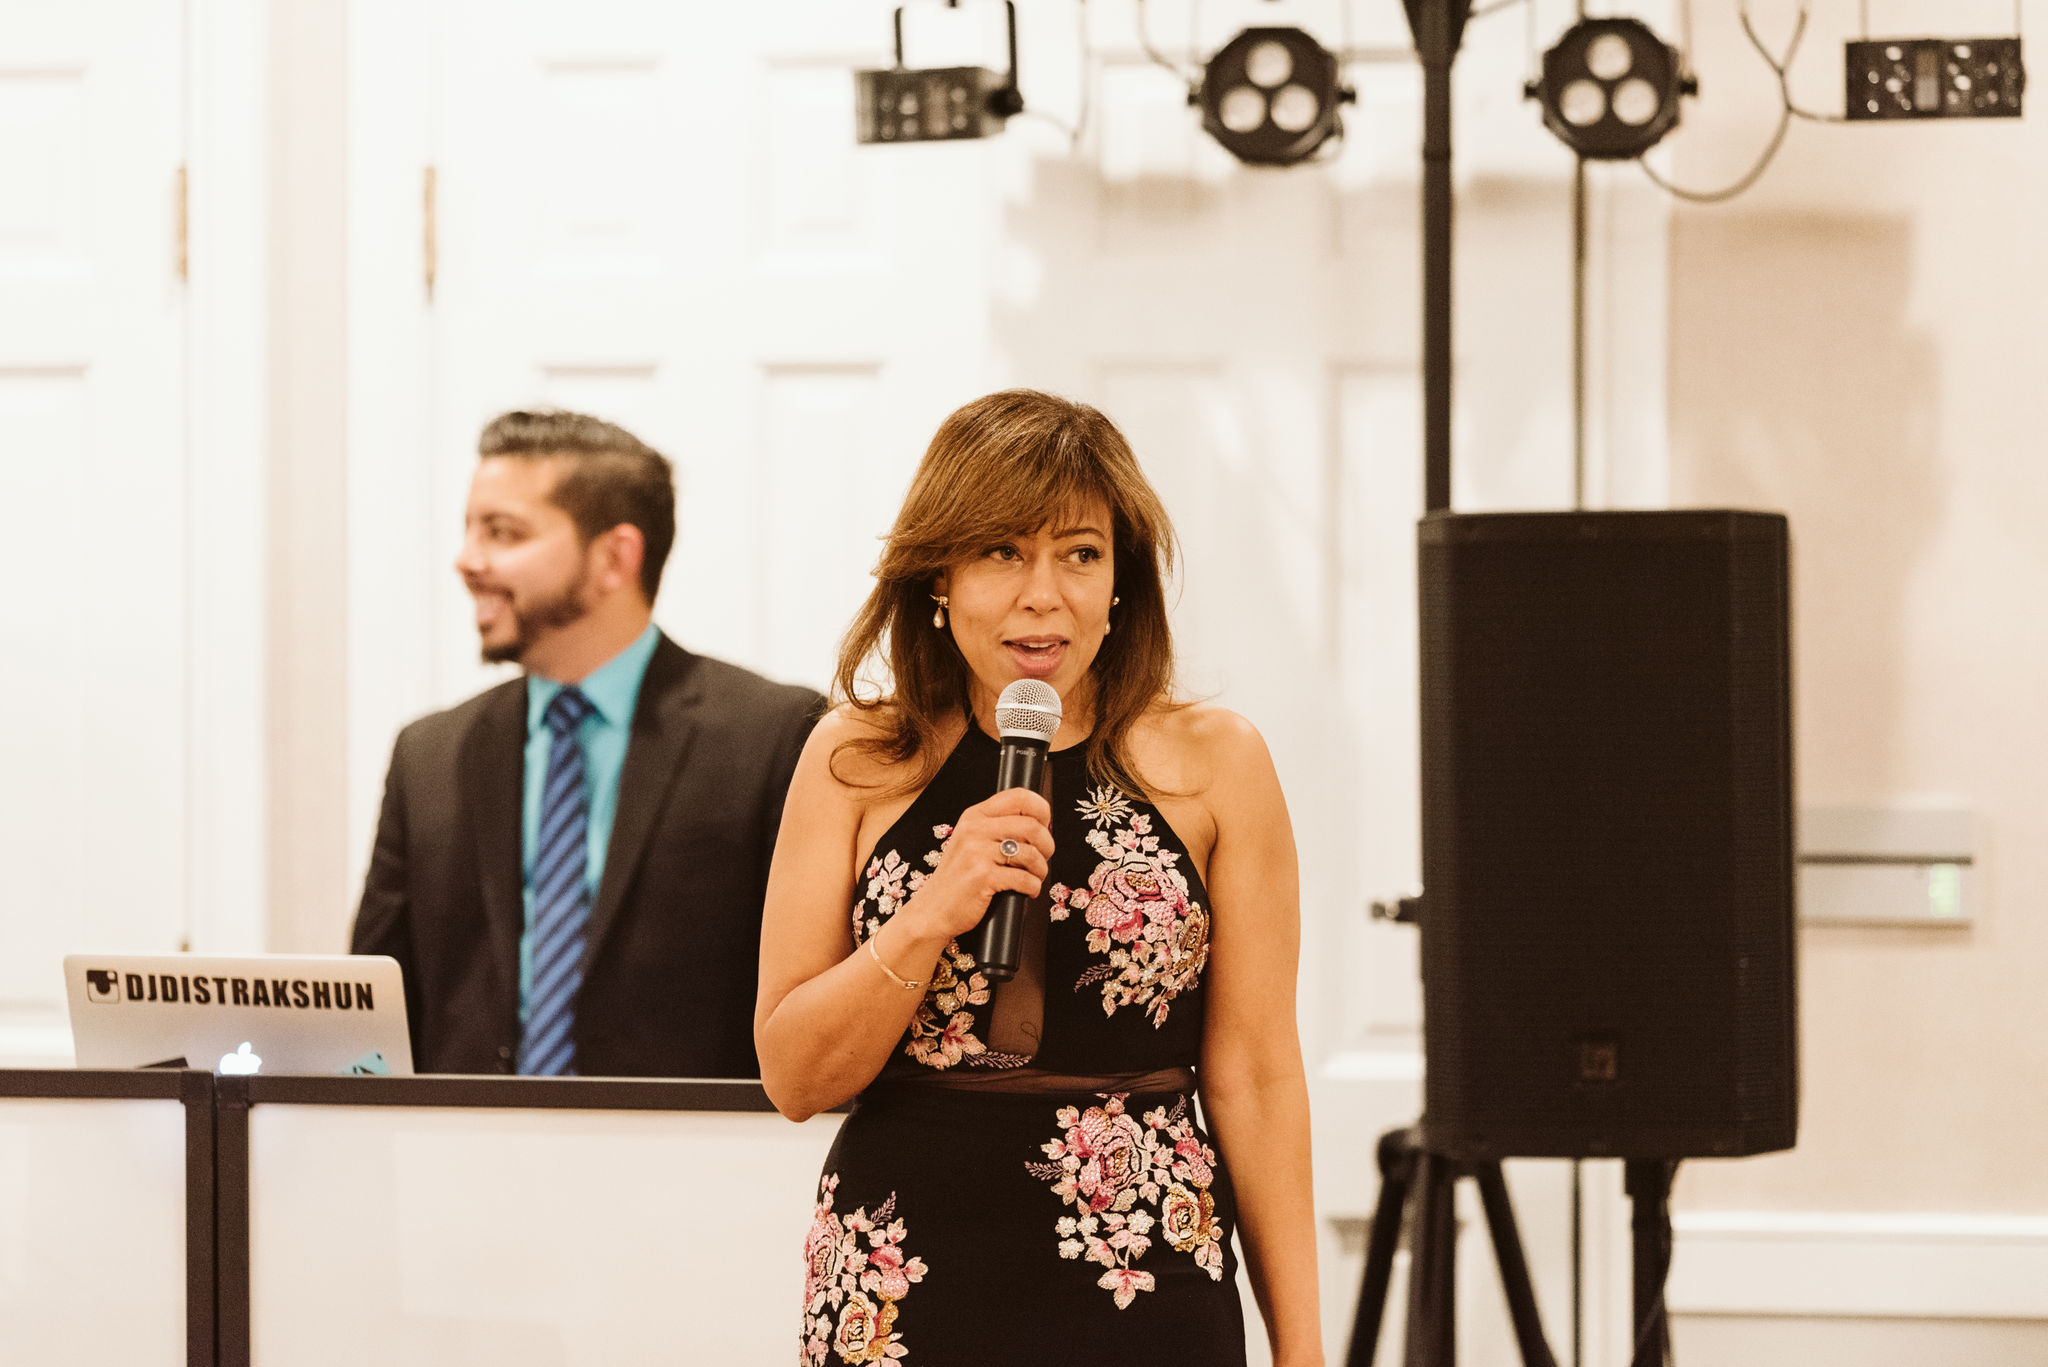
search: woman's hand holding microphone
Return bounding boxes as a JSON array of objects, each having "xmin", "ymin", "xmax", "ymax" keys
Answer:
[{"xmin": 893, "ymin": 789, "xmax": 1056, "ymax": 945}]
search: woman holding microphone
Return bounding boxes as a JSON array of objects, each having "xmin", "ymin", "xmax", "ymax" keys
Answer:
[{"xmin": 757, "ymin": 389, "xmax": 1322, "ymax": 1366}]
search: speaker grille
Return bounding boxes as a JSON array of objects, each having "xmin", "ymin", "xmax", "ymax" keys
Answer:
[{"xmin": 1417, "ymin": 510, "xmax": 1796, "ymax": 1159}]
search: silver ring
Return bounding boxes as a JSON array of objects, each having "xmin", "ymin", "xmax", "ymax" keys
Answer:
[{"xmin": 999, "ymin": 838, "xmax": 1021, "ymax": 861}]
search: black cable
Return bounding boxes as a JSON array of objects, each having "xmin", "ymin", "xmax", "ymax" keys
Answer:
[
  {"xmin": 1014, "ymin": 0, "xmax": 1093, "ymax": 148},
  {"xmin": 1570, "ymin": 1160, "xmax": 1584, "ymax": 1367},
  {"xmin": 1071, "ymin": 0, "xmax": 1093, "ymax": 144},
  {"xmin": 1307, "ymin": 115, "xmax": 1349, "ymax": 163},
  {"xmin": 1638, "ymin": 0, "xmax": 1821, "ymax": 204},
  {"xmin": 1571, "ymin": 157, "xmax": 1587, "ymax": 510},
  {"xmin": 1626, "ymin": 1184, "xmax": 1676, "ymax": 1367},
  {"xmin": 1751, "ymin": 0, "xmax": 1849, "ymax": 124},
  {"xmin": 1640, "ymin": 104, "xmax": 1790, "ymax": 203},
  {"xmin": 1526, "ymin": 0, "xmax": 1541, "ymax": 88},
  {"xmin": 1133, "ymin": 0, "xmax": 1196, "ymax": 84}
]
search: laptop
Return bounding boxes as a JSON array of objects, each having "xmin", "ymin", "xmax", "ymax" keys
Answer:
[{"xmin": 63, "ymin": 953, "xmax": 415, "ymax": 1076}]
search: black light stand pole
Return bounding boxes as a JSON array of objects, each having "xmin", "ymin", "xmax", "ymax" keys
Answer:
[
  {"xmin": 1569, "ymin": 148, "xmax": 1588, "ymax": 1367},
  {"xmin": 1344, "ymin": 9, "xmax": 1569, "ymax": 1367},
  {"xmin": 1408, "ymin": 0, "xmax": 1469, "ymax": 515}
]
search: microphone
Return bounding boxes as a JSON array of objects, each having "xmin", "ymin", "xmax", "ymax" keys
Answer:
[{"xmin": 973, "ymin": 679, "xmax": 1062, "ymax": 982}]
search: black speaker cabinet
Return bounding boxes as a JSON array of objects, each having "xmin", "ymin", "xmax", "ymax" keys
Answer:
[{"xmin": 1417, "ymin": 510, "xmax": 1797, "ymax": 1160}]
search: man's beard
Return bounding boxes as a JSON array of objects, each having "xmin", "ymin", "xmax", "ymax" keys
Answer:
[{"xmin": 478, "ymin": 569, "xmax": 593, "ymax": 665}]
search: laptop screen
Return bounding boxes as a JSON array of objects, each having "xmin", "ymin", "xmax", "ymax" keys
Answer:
[{"xmin": 64, "ymin": 954, "xmax": 414, "ymax": 1075}]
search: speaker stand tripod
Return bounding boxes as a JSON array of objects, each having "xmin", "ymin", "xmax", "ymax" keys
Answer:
[
  {"xmin": 1345, "ymin": 1125, "xmax": 1559, "ymax": 1367},
  {"xmin": 1345, "ymin": 1125, "xmax": 1679, "ymax": 1367}
]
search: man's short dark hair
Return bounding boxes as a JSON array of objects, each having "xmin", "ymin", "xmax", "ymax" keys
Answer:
[{"xmin": 477, "ymin": 409, "xmax": 676, "ymax": 601}]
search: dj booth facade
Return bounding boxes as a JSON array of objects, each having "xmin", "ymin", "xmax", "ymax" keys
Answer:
[
  {"xmin": 0, "ymin": 1070, "xmax": 839, "ymax": 1367},
  {"xmin": 0, "ymin": 1069, "xmax": 215, "ymax": 1367}
]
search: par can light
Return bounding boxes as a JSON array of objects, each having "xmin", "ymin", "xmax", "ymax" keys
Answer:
[
  {"xmin": 1196, "ymin": 27, "xmax": 1353, "ymax": 166},
  {"xmin": 856, "ymin": 1, "xmax": 1025, "ymax": 145},
  {"xmin": 1527, "ymin": 17, "xmax": 1696, "ymax": 160}
]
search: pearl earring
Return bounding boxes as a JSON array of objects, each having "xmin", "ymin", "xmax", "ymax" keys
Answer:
[
  {"xmin": 1104, "ymin": 595, "xmax": 1120, "ymax": 635},
  {"xmin": 931, "ymin": 594, "xmax": 948, "ymax": 629}
]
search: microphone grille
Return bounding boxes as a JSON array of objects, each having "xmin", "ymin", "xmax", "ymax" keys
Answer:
[{"xmin": 994, "ymin": 679, "xmax": 1062, "ymax": 742}]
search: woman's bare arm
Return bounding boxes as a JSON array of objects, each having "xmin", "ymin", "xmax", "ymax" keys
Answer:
[
  {"xmin": 754, "ymin": 708, "xmax": 1054, "ymax": 1120},
  {"xmin": 1191, "ymin": 708, "xmax": 1324, "ymax": 1367}
]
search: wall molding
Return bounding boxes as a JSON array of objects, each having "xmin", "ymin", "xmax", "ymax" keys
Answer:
[{"xmin": 1670, "ymin": 1211, "xmax": 2048, "ymax": 1321}]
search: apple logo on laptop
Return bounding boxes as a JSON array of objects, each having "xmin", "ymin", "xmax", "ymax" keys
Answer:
[{"xmin": 218, "ymin": 1042, "xmax": 263, "ymax": 1076}]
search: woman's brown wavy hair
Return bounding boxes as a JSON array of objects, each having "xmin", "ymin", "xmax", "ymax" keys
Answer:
[{"xmin": 833, "ymin": 389, "xmax": 1181, "ymax": 798}]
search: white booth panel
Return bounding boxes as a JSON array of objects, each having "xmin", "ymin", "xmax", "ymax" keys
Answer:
[
  {"xmin": 0, "ymin": 1096, "xmax": 188, "ymax": 1366},
  {"xmin": 248, "ymin": 1103, "xmax": 840, "ymax": 1365}
]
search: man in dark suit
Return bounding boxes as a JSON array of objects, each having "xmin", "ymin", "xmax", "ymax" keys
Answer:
[{"xmin": 351, "ymin": 410, "xmax": 823, "ymax": 1077}]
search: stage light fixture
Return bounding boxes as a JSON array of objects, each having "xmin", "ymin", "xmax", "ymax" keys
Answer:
[
  {"xmin": 1526, "ymin": 17, "xmax": 1696, "ymax": 160},
  {"xmin": 1844, "ymin": 37, "xmax": 2026, "ymax": 119},
  {"xmin": 856, "ymin": 1, "xmax": 1025, "ymax": 145},
  {"xmin": 1195, "ymin": 27, "xmax": 1353, "ymax": 166}
]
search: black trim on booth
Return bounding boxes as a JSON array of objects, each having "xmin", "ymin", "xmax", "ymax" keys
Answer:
[
  {"xmin": 238, "ymin": 1073, "xmax": 782, "ymax": 1111},
  {"xmin": 0, "ymin": 1066, "xmax": 194, "ymax": 1100},
  {"xmin": 181, "ymin": 1069, "xmax": 217, "ymax": 1367},
  {"xmin": 0, "ymin": 1069, "xmax": 216, "ymax": 1367},
  {"xmin": 215, "ymin": 1074, "xmax": 251, "ymax": 1367}
]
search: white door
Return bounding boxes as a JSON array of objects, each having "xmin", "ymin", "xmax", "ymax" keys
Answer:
[
  {"xmin": 0, "ymin": 0, "xmax": 188, "ymax": 1060},
  {"xmin": 422, "ymin": 0, "xmax": 1002, "ymax": 708}
]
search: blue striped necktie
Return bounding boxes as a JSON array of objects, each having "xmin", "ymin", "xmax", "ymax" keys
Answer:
[{"xmin": 518, "ymin": 685, "xmax": 597, "ymax": 1076}]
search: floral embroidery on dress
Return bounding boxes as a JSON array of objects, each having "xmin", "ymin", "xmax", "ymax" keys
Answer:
[
  {"xmin": 1075, "ymin": 787, "xmax": 1134, "ymax": 828},
  {"xmin": 904, "ymin": 943, "xmax": 994, "ymax": 1068},
  {"xmin": 803, "ymin": 1174, "xmax": 929, "ymax": 1365},
  {"xmin": 857, "ymin": 825, "xmax": 1020, "ymax": 1071},
  {"xmin": 1046, "ymin": 786, "xmax": 1211, "ymax": 1027},
  {"xmin": 1024, "ymin": 1094, "xmax": 1225, "ymax": 1307}
]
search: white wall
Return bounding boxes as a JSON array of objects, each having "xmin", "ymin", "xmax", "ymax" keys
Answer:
[{"xmin": 1657, "ymin": 0, "xmax": 2048, "ymax": 1353}]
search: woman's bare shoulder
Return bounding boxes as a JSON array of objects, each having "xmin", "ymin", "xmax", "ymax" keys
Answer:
[
  {"xmin": 1129, "ymin": 699, "xmax": 1272, "ymax": 795},
  {"xmin": 810, "ymin": 700, "xmax": 896, "ymax": 747},
  {"xmin": 1140, "ymin": 699, "xmax": 1266, "ymax": 757},
  {"xmin": 804, "ymin": 700, "xmax": 965, "ymax": 799},
  {"xmin": 791, "ymin": 702, "xmax": 891, "ymax": 793}
]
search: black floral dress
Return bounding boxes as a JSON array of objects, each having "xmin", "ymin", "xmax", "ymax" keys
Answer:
[{"xmin": 799, "ymin": 722, "xmax": 1245, "ymax": 1366}]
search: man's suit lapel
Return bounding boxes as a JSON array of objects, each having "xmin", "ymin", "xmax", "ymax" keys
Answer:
[
  {"xmin": 461, "ymin": 681, "xmax": 529, "ymax": 1010},
  {"xmin": 585, "ymin": 635, "xmax": 700, "ymax": 970}
]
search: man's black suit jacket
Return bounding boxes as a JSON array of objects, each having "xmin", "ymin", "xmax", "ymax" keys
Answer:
[{"xmin": 350, "ymin": 633, "xmax": 824, "ymax": 1077}]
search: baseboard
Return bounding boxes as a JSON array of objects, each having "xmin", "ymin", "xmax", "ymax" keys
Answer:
[{"xmin": 1670, "ymin": 1210, "xmax": 2048, "ymax": 1320}]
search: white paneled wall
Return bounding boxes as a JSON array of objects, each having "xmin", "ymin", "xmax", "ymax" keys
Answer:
[{"xmin": 0, "ymin": 2, "xmax": 198, "ymax": 1061}]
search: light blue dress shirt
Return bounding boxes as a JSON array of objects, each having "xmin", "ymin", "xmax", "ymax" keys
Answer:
[{"xmin": 519, "ymin": 623, "xmax": 662, "ymax": 1022}]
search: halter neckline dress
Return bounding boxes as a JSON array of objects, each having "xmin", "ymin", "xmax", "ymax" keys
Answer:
[{"xmin": 797, "ymin": 719, "xmax": 1248, "ymax": 1366}]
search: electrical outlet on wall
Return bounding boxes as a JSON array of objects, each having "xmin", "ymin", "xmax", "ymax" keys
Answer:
[{"xmin": 1845, "ymin": 38, "xmax": 2025, "ymax": 119}]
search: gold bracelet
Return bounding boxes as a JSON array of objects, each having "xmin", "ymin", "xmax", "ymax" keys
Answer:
[{"xmin": 865, "ymin": 934, "xmax": 925, "ymax": 992}]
